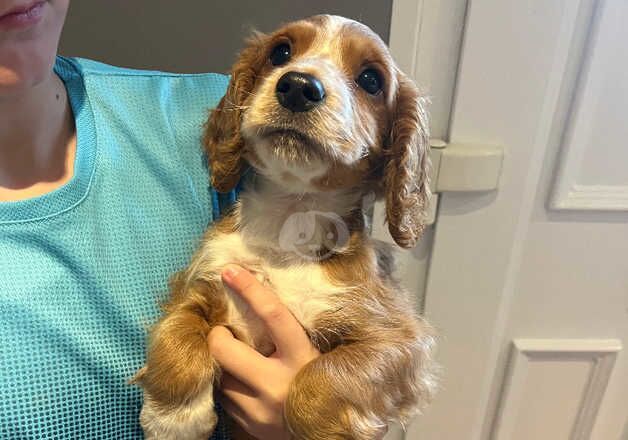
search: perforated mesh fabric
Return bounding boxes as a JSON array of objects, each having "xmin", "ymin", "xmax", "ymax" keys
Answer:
[{"xmin": 0, "ymin": 57, "xmax": 231, "ymax": 439}]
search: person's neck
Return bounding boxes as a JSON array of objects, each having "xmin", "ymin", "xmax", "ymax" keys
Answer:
[{"xmin": 0, "ymin": 71, "xmax": 76, "ymax": 201}]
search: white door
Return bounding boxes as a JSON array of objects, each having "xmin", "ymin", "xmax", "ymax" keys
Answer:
[{"xmin": 381, "ymin": 1, "xmax": 628, "ymax": 439}]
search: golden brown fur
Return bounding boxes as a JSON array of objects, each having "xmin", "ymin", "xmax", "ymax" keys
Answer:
[
  {"xmin": 136, "ymin": 14, "xmax": 436, "ymax": 440},
  {"xmin": 203, "ymin": 33, "xmax": 265, "ymax": 192},
  {"xmin": 383, "ymin": 75, "xmax": 431, "ymax": 248},
  {"xmin": 288, "ymin": 234, "xmax": 436, "ymax": 439}
]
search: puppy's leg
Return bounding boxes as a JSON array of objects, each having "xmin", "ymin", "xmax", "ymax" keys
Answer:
[
  {"xmin": 137, "ymin": 278, "xmax": 228, "ymax": 440},
  {"xmin": 285, "ymin": 317, "xmax": 437, "ymax": 440}
]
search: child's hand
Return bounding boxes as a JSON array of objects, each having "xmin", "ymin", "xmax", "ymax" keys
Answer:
[{"xmin": 208, "ymin": 264, "xmax": 320, "ymax": 440}]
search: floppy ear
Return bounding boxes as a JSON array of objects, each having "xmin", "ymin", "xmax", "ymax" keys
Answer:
[
  {"xmin": 203, "ymin": 32, "xmax": 268, "ymax": 193},
  {"xmin": 384, "ymin": 72, "xmax": 431, "ymax": 248}
]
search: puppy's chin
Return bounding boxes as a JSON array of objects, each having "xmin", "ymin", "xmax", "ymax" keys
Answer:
[
  {"xmin": 261, "ymin": 129, "xmax": 324, "ymax": 165},
  {"xmin": 243, "ymin": 135, "xmax": 330, "ymax": 193}
]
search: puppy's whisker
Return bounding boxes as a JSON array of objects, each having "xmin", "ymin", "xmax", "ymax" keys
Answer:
[{"xmin": 236, "ymin": 87, "xmax": 257, "ymax": 96}]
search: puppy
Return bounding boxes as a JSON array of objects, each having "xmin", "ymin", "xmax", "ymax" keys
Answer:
[{"xmin": 136, "ymin": 15, "xmax": 437, "ymax": 440}]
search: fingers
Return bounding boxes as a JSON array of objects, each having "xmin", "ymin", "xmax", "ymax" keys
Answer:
[
  {"xmin": 221, "ymin": 371, "xmax": 257, "ymax": 399},
  {"xmin": 220, "ymin": 372, "xmax": 261, "ymax": 410},
  {"xmin": 207, "ymin": 326, "xmax": 268, "ymax": 390},
  {"xmin": 220, "ymin": 397, "xmax": 252, "ymax": 438},
  {"xmin": 220, "ymin": 374, "xmax": 263, "ymax": 439},
  {"xmin": 221, "ymin": 264, "xmax": 315, "ymax": 361},
  {"xmin": 220, "ymin": 373, "xmax": 289, "ymax": 440}
]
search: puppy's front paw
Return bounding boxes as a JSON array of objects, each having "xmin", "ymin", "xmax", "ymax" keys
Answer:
[
  {"xmin": 285, "ymin": 359, "xmax": 387, "ymax": 440},
  {"xmin": 140, "ymin": 386, "xmax": 218, "ymax": 440}
]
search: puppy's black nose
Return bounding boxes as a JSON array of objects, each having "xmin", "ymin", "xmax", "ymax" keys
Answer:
[{"xmin": 276, "ymin": 71, "xmax": 326, "ymax": 112}]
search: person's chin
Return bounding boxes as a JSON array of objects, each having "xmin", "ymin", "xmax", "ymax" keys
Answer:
[{"xmin": 0, "ymin": 53, "xmax": 55, "ymax": 97}]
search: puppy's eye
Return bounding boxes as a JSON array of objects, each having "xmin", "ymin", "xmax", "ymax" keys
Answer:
[
  {"xmin": 357, "ymin": 68, "xmax": 383, "ymax": 95},
  {"xmin": 270, "ymin": 43, "xmax": 291, "ymax": 66}
]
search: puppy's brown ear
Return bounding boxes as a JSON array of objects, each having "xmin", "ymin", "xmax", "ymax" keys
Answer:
[
  {"xmin": 384, "ymin": 72, "xmax": 431, "ymax": 248},
  {"xmin": 204, "ymin": 32, "xmax": 268, "ymax": 193}
]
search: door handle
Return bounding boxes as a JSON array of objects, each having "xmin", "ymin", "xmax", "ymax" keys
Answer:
[
  {"xmin": 422, "ymin": 139, "xmax": 504, "ymax": 225},
  {"xmin": 429, "ymin": 139, "xmax": 504, "ymax": 193}
]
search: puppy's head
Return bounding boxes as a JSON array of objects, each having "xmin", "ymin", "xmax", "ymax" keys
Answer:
[{"xmin": 205, "ymin": 15, "xmax": 430, "ymax": 248}]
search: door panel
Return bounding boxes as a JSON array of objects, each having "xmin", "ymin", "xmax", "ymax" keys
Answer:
[
  {"xmin": 493, "ymin": 340, "xmax": 621, "ymax": 440},
  {"xmin": 550, "ymin": 0, "xmax": 628, "ymax": 210}
]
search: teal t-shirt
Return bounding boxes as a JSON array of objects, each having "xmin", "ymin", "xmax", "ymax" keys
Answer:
[{"xmin": 0, "ymin": 57, "xmax": 232, "ymax": 439}]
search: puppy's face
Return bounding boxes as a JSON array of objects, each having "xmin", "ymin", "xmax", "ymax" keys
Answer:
[
  {"xmin": 206, "ymin": 15, "xmax": 431, "ymax": 248},
  {"xmin": 240, "ymin": 16, "xmax": 396, "ymax": 191}
]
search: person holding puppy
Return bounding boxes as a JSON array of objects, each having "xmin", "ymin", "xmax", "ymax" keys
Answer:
[{"xmin": 0, "ymin": 1, "xmax": 316, "ymax": 439}]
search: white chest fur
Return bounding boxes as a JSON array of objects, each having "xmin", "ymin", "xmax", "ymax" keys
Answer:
[{"xmin": 193, "ymin": 231, "xmax": 347, "ymax": 353}]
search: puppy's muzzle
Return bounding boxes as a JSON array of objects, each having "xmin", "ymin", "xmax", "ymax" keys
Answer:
[{"xmin": 276, "ymin": 71, "xmax": 326, "ymax": 113}]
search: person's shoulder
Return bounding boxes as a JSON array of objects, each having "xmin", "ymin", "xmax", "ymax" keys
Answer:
[
  {"xmin": 60, "ymin": 56, "xmax": 229, "ymax": 83},
  {"xmin": 57, "ymin": 56, "xmax": 230, "ymax": 104},
  {"xmin": 57, "ymin": 56, "xmax": 230, "ymax": 128}
]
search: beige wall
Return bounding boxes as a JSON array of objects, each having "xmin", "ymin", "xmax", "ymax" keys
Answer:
[{"xmin": 59, "ymin": 0, "xmax": 391, "ymax": 73}]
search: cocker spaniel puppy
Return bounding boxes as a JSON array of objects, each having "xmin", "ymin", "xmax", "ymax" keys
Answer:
[{"xmin": 136, "ymin": 14, "xmax": 437, "ymax": 440}]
